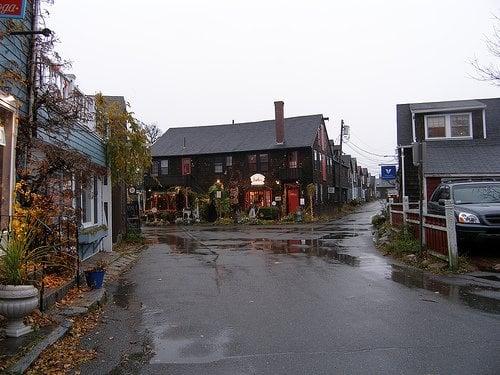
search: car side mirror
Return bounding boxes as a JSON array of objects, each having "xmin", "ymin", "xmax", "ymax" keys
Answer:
[{"xmin": 438, "ymin": 199, "xmax": 445, "ymax": 206}]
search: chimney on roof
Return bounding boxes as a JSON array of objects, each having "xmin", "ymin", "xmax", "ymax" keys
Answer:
[{"xmin": 274, "ymin": 100, "xmax": 285, "ymax": 144}]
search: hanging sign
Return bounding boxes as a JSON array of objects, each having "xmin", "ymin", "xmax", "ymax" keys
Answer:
[
  {"xmin": 381, "ymin": 165, "xmax": 397, "ymax": 180},
  {"xmin": 0, "ymin": 0, "xmax": 27, "ymax": 19},
  {"xmin": 250, "ymin": 173, "xmax": 265, "ymax": 186}
]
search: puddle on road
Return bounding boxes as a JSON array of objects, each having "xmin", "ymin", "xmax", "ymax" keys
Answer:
[
  {"xmin": 112, "ymin": 281, "xmax": 136, "ymax": 308},
  {"xmin": 155, "ymin": 232, "xmax": 499, "ymax": 314},
  {"xmin": 148, "ymin": 323, "xmax": 231, "ymax": 364},
  {"xmin": 390, "ymin": 264, "xmax": 500, "ymax": 314}
]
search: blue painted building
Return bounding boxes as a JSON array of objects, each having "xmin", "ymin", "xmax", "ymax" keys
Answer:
[{"xmin": 0, "ymin": 1, "xmax": 112, "ymax": 258}]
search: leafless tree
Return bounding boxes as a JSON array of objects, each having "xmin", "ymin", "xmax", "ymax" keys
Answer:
[
  {"xmin": 143, "ymin": 122, "xmax": 162, "ymax": 146},
  {"xmin": 471, "ymin": 15, "xmax": 500, "ymax": 86}
]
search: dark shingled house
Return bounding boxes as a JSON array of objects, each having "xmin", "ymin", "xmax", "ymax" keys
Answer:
[
  {"xmin": 396, "ymin": 97, "xmax": 500, "ymax": 203},
  {"xmin": 145, "ymin": 101, "xmax": 336, "ymax": 216}
]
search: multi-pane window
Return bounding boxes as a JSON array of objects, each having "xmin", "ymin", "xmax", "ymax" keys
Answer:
[
  {"xmin": 426, "ymin": 116, "xmax": 446, "ymax": 138},
  {"xmin": 151, "ymin": 161, "xmax": 159, "ymax": 176},
  {"xmin": 160, "ymin": 159, "xmax": 169, "ymax": 175},
  {"xmin": 288, "ymin": 151, "xmax": 298, "ymax": 168},
  {"xmin": 425, "ymin": 113, "xmax": 472, "ymax": 139},
  {"xmin": 81, "ymin": 181, "xmax": 93, "ymax": 224},
  {"xmin": 450, "ymin": 114, "xmax": 471, "ymax": 137},
  {"xmin": 226, "ymin": 156, "xmax": 233, "ymax": 167},
  {"xmin": 182, "ymin": 158, "xmax": 191, "ymax": 175},
  {"xmin": 214, "ymin": 160, "xmax": 223, "ymax": 173},
  {"xmin": 248, "ymin": 154, "xmax": 257, "ymax": 172},
  {"xmin": 259, "ymin": 154, "xmax": 269, "ymax": 172}
]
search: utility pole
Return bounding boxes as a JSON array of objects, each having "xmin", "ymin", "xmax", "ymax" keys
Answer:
[{"xmin": 339, "ymin": 119, "xmax": 344, "ymax": 156}]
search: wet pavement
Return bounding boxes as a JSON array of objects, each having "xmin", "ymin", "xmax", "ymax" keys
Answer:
[{"xmin": 80, "ymin": 201, "xmax": 500, "ymax": 374}]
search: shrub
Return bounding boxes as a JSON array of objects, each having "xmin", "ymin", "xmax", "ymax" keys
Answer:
[
  {"xmin": 386, "ymin": 225, "xmax": 420, "ymax": 254},
  {"xmin": 371, "ymin": 214, "xmax": 386, "ymax": 228},
  {"xmin": 123, "ymin": 229, "xmax": 145, "ymax": 244},
  {"xmin": 257, "ymin": 207, "xmax": 279, "ymax": 220}
]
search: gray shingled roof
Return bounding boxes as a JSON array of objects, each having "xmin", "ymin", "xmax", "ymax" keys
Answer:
[
  {"xmin": 424, "ymin": 142, "xmax": 500, "ymax": 175},
  {"xmin": 151, "ymin": 115, "xmax": 324, "ymax": 157},
  {"xmin": 409, "ymin": 100, "xmax": 486, "ymax": 113}
]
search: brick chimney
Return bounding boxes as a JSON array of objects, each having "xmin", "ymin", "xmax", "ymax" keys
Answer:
[{"xmin": 274, "ymin": 100, "xmax": 285, "ymax": 144}]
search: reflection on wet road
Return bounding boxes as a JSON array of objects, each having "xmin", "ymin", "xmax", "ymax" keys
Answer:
[{"xmin": 83, "ymin": 201, "xmax": 500, "ymax": 375}]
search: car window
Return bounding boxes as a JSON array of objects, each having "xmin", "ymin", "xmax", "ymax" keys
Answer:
[
  {"xmin": 453, "ymin": 184, "xmax": 500, "ymax": 204},
  {"xmin": 430, "ymin": 187, "xmax": 442, "ymax": 202}
]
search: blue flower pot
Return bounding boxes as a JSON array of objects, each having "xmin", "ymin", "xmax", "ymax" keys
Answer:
[{"xmin": 84, "ymin": 270, "xmax": 106, "ymax": 289}]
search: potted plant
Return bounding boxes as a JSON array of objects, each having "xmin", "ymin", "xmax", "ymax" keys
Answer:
[
  {"xmin": 84, "ymin": 260, "xmax": 107, "ymax": 289},
  {"xmin": 0, "ymin": 230, "xmax": 43, "ymax": 337}
]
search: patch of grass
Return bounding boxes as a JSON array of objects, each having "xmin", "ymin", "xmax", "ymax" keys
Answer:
[{"xmin": 385, "ymin": 225, "xmax": 420, "ymax": 255}]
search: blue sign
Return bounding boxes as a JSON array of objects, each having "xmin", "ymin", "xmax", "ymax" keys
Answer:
[{"xmin": 381, "ymin": 165, "xmax": 397, "ymax": 180}]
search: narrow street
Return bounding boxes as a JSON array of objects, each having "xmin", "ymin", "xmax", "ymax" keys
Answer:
[{"xmin": 80, "ymin": 202, "xmax": 500, "ymax": 375}]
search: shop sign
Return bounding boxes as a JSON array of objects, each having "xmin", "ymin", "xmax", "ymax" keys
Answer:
[
  {"xmin": 0, "ymin": 1, "xmax": 27, "ymax": 19},
  {"xmin": 274, "ymin": 196, "xmax": 282, "ymax": 202},
  {"xmin": 250, "ymin": 173, "xmax": 265, "ymax": 186}
]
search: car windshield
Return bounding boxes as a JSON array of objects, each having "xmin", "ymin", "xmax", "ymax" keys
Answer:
[{"xmin": 453, "ymin": 184, "xmax": 500, "ymax": 204}]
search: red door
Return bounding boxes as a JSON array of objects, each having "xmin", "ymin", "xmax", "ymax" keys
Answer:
[{"xmin": 287, "ymin": 187, "xmax": 299, "ymax": 214}]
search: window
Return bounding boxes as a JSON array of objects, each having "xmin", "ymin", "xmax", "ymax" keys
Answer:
[
  {"xmin": 288, "ymin": 151, "xmax": 298, "ymax": 169},
  {"xmin": 93, "ymin": 177, "xmax": 98, "ymax": 224},
  {"xmin": 314, "ymin": 150, "xmax": 318, "ymax": 161},
  {"xmin": 160, "ymin": 159, "xmax": 169, "ymax": 175},
  {"xmin": 226, "ymin": 155, "xmax": 233, "ymax": 167},
  {"xmin": 425, "ymin": 113, "xmax": 472, "ymax": 139},
  {"xmin": 426, "ymin": 116, "xmax": 446, "ymax": 138},
  {"xmin": 182, "ymin": 158, "xmax": 191, "ymax": 175},
  {"xmin": 81, "ymin": 182, "xmax": 93, "ymax": 224},
  {"xmin": 248, "ymin": 154, "xmax": 257, "ymax": 172},
  {"xmin": 214, "ymin": 161, "xmax": 223, "ymax": 173},
  {"xmin": 259, "ymin": 154, "xmax": 268, "ymax": 172},
  {"xmin": 151, "ymin": 161, "xmax": 159, "ymax": 176},
  {"xmin": 450, "ymin": 114, "xmax": 471, "ymax": 137}
]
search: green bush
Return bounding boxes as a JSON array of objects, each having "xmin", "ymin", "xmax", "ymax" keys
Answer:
[
  {"xmin": 123, "ymin": 229, "xmax": 145, "ymax": 244},
  {"xmin": 386, "ymin": 225, "xmax": 420, "ymax": 254},
  {"xmin": 371, "ymin": 214, "xmax": 386, "ymax": 228},
  {"xmin": 257, "ymin": 207, "xmax": 279, "ymax": 220}
]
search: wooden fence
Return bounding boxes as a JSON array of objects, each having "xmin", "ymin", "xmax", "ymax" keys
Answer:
[{"xmin": 389, "ymin": 199, "xmax": 458, "ymax": 269}]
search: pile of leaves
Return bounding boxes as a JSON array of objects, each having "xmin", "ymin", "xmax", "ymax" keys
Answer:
[{"xmin": 27, "ymin": 310, "xmax": 102, "ymax": 375}]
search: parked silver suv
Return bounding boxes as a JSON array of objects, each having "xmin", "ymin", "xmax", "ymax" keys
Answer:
[{"xmin": 427, "ymin": 180, "xmax": 500, "ymax": 246}]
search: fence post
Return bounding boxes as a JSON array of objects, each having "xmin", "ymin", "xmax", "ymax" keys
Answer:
[
  {"xmin": 402, "ymin": 196, "xmax": 409, "ymax": 224},
  {"xmin": 445, "ymin": 199, "xmax": 458, "ymax": 271},
  {"xmin": 389, "ymin": 203, "xmax": 393, "ymax": 225}
]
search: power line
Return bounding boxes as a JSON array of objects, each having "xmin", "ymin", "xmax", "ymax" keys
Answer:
[
  {"xmin": 343, "ymin": 143, "xmax": 396, "ymax": 165},
  {"xmin": 345, "ymin": 140, "xmax": 395, "ymax": 158},
  {"xmin": 349, "ymin": 132, "xmax": 391, "ymax": 155}
]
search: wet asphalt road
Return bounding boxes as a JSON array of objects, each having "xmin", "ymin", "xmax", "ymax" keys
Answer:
[{"xmin": 81, "ymin": 202, "xmax": 500, "ymax": 375}]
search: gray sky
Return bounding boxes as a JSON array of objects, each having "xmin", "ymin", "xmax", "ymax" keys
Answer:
[{"xmin": 48, "ymin": 0, "xmax": 499, "ymax": 175}]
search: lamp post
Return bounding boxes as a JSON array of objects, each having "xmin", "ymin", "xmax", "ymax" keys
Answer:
[{"xmin": 7, "ymin": 28, "xmax": 52, "ymax": 37}]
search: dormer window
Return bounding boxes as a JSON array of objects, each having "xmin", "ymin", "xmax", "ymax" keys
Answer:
[{"xmin": 425, "ymin": 113, "xmax": 472, "ymax": 140}]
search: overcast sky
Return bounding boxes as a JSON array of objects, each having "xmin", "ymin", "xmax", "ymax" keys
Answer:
[{"xmin": 47, "ymin": 0, "xmax": 499, "ymax": 175}]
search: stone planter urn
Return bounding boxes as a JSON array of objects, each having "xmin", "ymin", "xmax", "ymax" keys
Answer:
[{"xmin": 0, "ymin": 285, "xmax": 39, "ymax": 337}]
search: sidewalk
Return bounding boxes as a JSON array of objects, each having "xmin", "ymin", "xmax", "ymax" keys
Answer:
[{"xmin": 0, "ymin": 243, "xmax": 146, "ymax": 374}]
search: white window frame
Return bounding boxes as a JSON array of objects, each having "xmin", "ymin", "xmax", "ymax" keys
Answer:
[
  {"xmin": 81, "ymin": 180, "xmax": 94, "ymax": 227},
  {"xmin": 424, "ymin": 113, "xmax": 473, "ymax": 140}
]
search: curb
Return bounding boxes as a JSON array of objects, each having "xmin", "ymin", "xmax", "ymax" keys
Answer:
[{"xmin": 7, "ymin": 320, "xmax": 72, "ymax": 374}]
